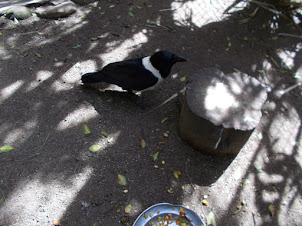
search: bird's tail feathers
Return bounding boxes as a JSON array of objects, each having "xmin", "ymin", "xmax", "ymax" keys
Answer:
[{"xmin": 81, "ymin": 71, "xmax": 106, "ymax": 84}]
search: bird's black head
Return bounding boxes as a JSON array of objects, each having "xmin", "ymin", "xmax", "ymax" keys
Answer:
[{"xmin": 150, "ymin": 51, "xmax": 187, "ymax": 78}]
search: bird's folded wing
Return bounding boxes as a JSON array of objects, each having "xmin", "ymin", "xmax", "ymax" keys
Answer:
[{"xmin": 101, "ymin": 61, "xmax": 158, "ymax": 91}]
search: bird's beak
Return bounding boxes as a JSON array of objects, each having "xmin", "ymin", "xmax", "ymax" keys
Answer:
[{"xmin": 174, "ymin": 55, "xmax": 187, "ymax": 62}]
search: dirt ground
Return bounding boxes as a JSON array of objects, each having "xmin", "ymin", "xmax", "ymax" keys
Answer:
[{"xmin": 0, "ymin": 0, "xmax": 302, "ymax": 225}]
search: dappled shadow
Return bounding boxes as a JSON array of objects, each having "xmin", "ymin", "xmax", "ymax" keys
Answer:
[{"xmin": 0, "ymin": 0, "xmax": 301, "ymax": 225}]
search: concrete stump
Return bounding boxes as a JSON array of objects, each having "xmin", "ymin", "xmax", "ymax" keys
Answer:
[{"xmin": 179, "ymin": 68, "xmax": 267, "ymax": 155}]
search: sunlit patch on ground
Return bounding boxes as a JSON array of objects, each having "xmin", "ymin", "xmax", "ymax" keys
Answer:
[
  {"xmin": 56, "ymin": 103, "xmax": 98, "ymax": 131},
  {"xmin": 0, "ymin": 166, "xmax": 93, "ymax": 225}
]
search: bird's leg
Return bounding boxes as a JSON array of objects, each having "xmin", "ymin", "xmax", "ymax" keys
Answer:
[{"xmin": 127, "ymin": 90, "xmax": 149, "ymax": 109}]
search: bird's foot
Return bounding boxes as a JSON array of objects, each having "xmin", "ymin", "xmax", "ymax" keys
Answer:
[{"xmin": 126, "ymin": 90, "xmax": 149, "ymax": 109}]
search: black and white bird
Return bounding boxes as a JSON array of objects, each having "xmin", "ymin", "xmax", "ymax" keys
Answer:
[{"xmin": 81, "ymin": 51, "xmax": 187, "ymax": 93}]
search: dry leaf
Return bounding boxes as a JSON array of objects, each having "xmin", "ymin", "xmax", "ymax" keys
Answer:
[
  {"xmin": 255, "ymin": 167, "xmax": 263, "ymax": 173},
  {"xmin": 82, "ymin": 124, "xmax": 91, "ymax": 134},
  {"xmin": 161, "ymin": 117, "xmax": 168, "ymax": 123},
  {"xmin": 89, "ymin": 145, "xmax": 101, "ymax": 152},
  {"xmin": 268, "ymin": 204, "xmax": 275, "ymax": 216},
  {"xmin": 0, "ymin": 145, "xmax": 14, "ymax": 153},
  {"xmin": 167, "ymin": 188, "xmax": 174, "ymax": 194},
  {"xmin": 153, "ymin": 151, "xmax": 159, "ymax": 161},
  {"xmin": 180, "ymin": 76, "xmax": 186, "ymax": 82},
  {"xmin": 125, "ymin": 204, "xmax": 131, "ymax": 213},
  {"xmin": 206, "ymin": 212, "xmax": 217, "ymax": 226},
  {"xmin": 140, "ymin": 139, "xmax": 146, "ymax": 149},
  {"xmin": 101, "ymin": 131, "xmax": 108, "ymax": 137},
  {"xmin": 173, "ymin": 170, "xmax": 181, "ymax": 179},
  {"xmin": 118, "ymin": 174, "xmax": 127, "ymax": 186}
]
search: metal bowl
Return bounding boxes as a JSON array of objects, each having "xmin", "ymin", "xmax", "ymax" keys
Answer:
[{"xmin": 133, "ymin": 203, "xmax": 206, "ymax": 226}]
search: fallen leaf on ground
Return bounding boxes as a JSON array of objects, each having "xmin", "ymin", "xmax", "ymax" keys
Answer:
[
  {"xmin": 128, "ymin": 12, "xmax": 134, "ymax": 17},
  {"xmin": 0, "ymin": 145, "xmax": 14, "ymax": 153},
  {"xmin": 153, "ymin": 151, "xmax": 159, "ymax": 161},
  {"xmin": 242, "ymin": 178, "xmax": 250, "ymax": 185},
  {"xmin": 101, "ymin": 131, "xmax": 108, "ymax": 137},
  {"xmin": 268, "ymin": 204, "xmax": 275, "ymax": 216},
  {"xmin": 173, "ymin": 170, "xmax": 181, "ymax": 179},
  {"xmin": 89, "ymin": 145, "xmax": 101, "ymax": 152},
  {"xmin": 163, "ymin": 133, "xmax": 169, "ymax": 137},
  {"xmin": 146, "ymin": 19, "xmax": 156, "ymax": 25},
  {"xmin": 255, "ymin": 167, "xmax": 263, "ymax": 173},
  {"xmin": 35, "ymin": 52, "xmax": 41, "ymax": 57},
  {"xmin": 0, "ymin": 197, "xmax": 4, "ymax": 205},
  {"xmin": 125, "ymin": 204, "xmax": 131, "ymax": 213},
  {"xmin": 140, "ymin": 139, "xmax": 146, "ymax": 149},
  {"xmin": 82, "ymin": 124, "xmax": 91, "ymax": 134},
  {"xmin": 161, "ymin": 117, "xmax": 168, "ymax": 124},
  {"xmin": 167, "ymin": 188, "xmax": 174, "ymax": 194},
  {"xmin": 118, "ymin": 174, "xmax": 127, "ymax": 186},
  {"xmin": 206, "ymin": 212, "xmax": 217, "ymax": 226},
  {"xmin": 180, "ymin": 76, "xmax": 186, "ymax": 82},
  {"xmin": 72, "ymin": 44, "xmax": 82, "ymax": 49}
]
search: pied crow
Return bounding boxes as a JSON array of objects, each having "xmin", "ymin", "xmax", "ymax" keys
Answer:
[{"xmin": 81, "ymin": 51, "xmax": 187, "ymax": 93}]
